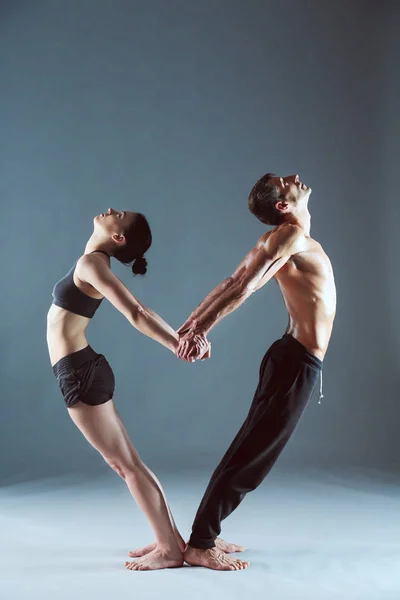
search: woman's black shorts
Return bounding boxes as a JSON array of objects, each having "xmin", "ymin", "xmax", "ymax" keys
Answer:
[{"xmin": 52, "ymin": 345, "xmax": 115, "ymax": 408}]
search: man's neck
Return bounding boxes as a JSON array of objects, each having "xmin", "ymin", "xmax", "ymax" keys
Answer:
[{"xmin": 285, "ymin": 211, "xmax": 311, "ymax": 236}]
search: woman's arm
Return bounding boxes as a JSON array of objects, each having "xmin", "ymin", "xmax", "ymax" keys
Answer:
[
  {"xmin": 139, "ymin": 305, "xmax": 177, "ymax": 338},
  {"xmin": 77, "ymin": 255, "xmax": 178, "ymax": 354}
]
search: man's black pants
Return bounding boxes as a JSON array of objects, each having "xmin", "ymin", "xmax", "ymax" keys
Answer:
[{"xmin": 189, "ymin": 333, "xmax": 323, "ymax": 549}]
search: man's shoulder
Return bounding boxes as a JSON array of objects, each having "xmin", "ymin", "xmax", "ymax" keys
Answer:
[
  {"xmin": 258, "ymin": 224, "xmax": 304, "ymax": 251},
  {"xmin": 275, "ymin": 222, "xmax": 304, "ymax": 237}
]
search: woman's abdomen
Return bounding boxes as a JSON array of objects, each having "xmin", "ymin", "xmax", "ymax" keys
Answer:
[{"xmin": 47, "ymin": 305, "xmax": 91, "ymax": 366}]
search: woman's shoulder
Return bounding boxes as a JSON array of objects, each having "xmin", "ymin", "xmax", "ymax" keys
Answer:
[
  {"xmin": 76, "ymin": 252, "xmax": 110, "ymax": 280},
  {"xmin": 77, "ymin": 251, "xmax": 110, "ymax": 265}
]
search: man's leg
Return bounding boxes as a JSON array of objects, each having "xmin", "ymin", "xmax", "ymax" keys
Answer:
[
  {"xmin": 185, "ymin": 346, "xmax": 320, "ymax": 568},
  {"xmin": 189, "ymin": 341, "xmax": 280, "ymax": 531}
]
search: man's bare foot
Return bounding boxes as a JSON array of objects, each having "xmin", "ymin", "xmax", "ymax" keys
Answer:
[
  {"xmin": 215, "ymin": 537, "xmax": 245, "ymax": 553},
  {"xmin": 184, "ymin": 545, "xmax": 249, "ymax": 571},
  {"xmin": 125, "ymin": 547, "xmax": 183, "ymax": 571}
]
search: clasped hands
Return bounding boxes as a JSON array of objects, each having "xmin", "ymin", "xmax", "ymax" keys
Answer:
[{"xmin": 176, "ymin": 318, "xmax": 211, "ymax": 363}]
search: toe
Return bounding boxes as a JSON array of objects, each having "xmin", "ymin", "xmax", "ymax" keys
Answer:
[{"xmin": 128, "ymin": 543, "xmax": 155, "ymax": 557}]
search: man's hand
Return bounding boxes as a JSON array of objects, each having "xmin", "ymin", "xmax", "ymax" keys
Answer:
[
  {"xmin": 176, "ymin": 330, "xmax": 211, "ymax": 362},
  {"xmin": 176, "ymin": 317, "xmax": 197, "ymax": 336}
]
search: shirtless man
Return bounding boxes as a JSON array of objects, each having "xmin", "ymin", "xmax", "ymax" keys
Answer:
[{"xmin": 176, "ymin": 173, "xmax": 336, "ymax": 570}]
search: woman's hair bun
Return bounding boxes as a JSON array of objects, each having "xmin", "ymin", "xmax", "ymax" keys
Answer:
[{"xmin": 131, "ymin": 255, "xmax": 147, "ymax": 276}]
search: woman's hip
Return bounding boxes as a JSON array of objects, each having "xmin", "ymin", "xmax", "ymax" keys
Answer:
[{"xmin": 52, "ymin": 345, "xmax": 115, "ymax": 408}]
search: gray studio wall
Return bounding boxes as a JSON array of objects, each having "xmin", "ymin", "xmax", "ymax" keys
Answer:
[
  {"xmin": 0, "ymin": 0, "xmax": 396, "ymax": 483},
  {"xmin": 381, "ymin": 1, "xmax": 400, "ymax": 467}
]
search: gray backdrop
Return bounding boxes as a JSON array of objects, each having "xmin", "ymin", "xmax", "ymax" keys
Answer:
[{"xmin": 1, "ymin": 0, "xmax": 398, "ymax": 483}]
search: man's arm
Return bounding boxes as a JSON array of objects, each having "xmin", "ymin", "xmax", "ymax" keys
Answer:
[
  {"xmin": 178, "ymin": 225, "xmax": 302, "ymax": 360},
  {"xmin": 177, "ymin": 249, "xmax": 254, "ymax": 334},
  {"xmin": 196, "ymin": 225, "xmax": 302, "ymax": 334},
  {"xmin": 177, "ymin": 277, "xmax": 234, "ymax": 334},
  {"xmin": 177, "ymin": 252, "xmax": 252, "ymax": 334}
]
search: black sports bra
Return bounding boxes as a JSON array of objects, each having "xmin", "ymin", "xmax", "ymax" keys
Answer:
[{"xmin": 51, "ymin": 251, "xmax": 109, "ymax": 318}]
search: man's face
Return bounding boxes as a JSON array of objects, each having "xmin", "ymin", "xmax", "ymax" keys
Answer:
[{"xmin": 269, "ymin": 174, "xmax": 312, "ymax": 208}]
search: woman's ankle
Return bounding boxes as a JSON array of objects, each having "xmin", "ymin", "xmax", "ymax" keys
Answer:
[
  {"xmin": 174, "ymin": 531, "xmax": 187, "ymax": 552},
  {"xmin": 157, "ymin": 540, "xmax": 183, "ymax": 556}
]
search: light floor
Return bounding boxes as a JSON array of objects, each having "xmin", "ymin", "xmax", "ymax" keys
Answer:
[{"xmin": 1, "ymin": 466, "xmax": 400, "ymax": 600}]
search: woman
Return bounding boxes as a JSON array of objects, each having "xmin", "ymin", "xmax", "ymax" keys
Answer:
[{"xmin": 47, "ymin": 207, "xmax": 208, "ymax": 571}]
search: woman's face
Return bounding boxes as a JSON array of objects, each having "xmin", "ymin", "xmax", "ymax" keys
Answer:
[{"xmin": 93, "ymin": 208, "xmax": 135, "ymax": 236}]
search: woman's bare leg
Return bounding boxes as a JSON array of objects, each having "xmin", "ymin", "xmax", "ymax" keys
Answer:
[
  {"xmin": 112, "ymin": 408, "xmax": 244, "ymax": 561},
  {"xmin": 111, "ymin": 407, "xmax": 186, "ymax": 553},
  {"xmin": 67, "ymin": 399, "xmax": 183, "ymax": 570}
]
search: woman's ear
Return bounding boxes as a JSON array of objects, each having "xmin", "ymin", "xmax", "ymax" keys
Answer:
[{"xmin": 111, "ymin": 233, "xmax": 126, "ymax": 245}]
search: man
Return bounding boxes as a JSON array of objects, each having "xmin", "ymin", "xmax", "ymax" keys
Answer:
[{"xmin": 177, "ymin": 173, "xmax": 336, "ymax": 570}]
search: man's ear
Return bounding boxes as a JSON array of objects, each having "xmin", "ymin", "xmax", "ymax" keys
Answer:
[
  {"xmin": 112, "ymin": 233, "xmax": 126, "ymax": 245},
  {"xmin": 275, "ymin": 201, "xmax": 290, "ymax": 214}
]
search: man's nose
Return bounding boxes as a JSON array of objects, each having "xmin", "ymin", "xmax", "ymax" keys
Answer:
[
  {"xmin": 294, "ymin": 174, "xmax": 299, "ymax": 183},
  {"xmin": 107, "ymin": 208, "xmax": 113, "ymax": 215}
]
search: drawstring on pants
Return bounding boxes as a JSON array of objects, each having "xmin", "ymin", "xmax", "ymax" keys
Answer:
[{"xmin": 318, "ymin": 371, "xmax": 324, "ymax": 404}]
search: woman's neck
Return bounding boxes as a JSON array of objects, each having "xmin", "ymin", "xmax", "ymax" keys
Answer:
[{"xmin": 84, "ymin": 233, "xmax": 112, "ymax": 256}]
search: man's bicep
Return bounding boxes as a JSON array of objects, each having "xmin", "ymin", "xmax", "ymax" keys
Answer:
[
  {"xmin": 252, "ymin": 255, "xmax": 290, "ymax": 291},
  {"xmin": 240, "ymin": 242, "xmax": 292, "ymax": 292},
  {"xmin": 238, "ymin": 248, "xmax": 278, "ymax": 291},
  {"xmin": 241, "ymin": 225, "xmax": 302, "ymax": 292}
]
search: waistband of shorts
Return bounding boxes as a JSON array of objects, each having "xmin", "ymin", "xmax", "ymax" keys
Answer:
[
  {"xmin": 52, "ymin": 345, "xmax": 98, "ymax": 377},
  {"xmin": 280, "ymin": 333, "xmax": 323, "ymax": 370}
]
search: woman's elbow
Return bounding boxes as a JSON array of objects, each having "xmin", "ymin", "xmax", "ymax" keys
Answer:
[{"xmin": 128, "ymin": 305, "xmax": 146, "ymax": 327}]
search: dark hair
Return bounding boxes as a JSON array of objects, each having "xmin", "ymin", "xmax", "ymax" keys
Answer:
[
  {"xmin": 248, "ymin": 172, "xmax": 285, "ymax": 226},
  {"xmin": 114, "ymin": 213, "xmax": 152, "ymax": 276}
]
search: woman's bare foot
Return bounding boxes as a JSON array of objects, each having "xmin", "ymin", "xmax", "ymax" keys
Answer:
[
  {"xmin": 125, "ymin": 547, "xmax": 183, "ymax": 571},
  {"xmin": 215, "ymin": 537, "xmax": 245, "ymax": 553},
  {"xmin": 127, "ymin": 536, "xmax": 243, "ymax": 559},
  {"xmin": 184, "ymin": 545, "xmax": 249, "ymax": 571},
  {"xmin": 128, "ymin": 541, "xmax": 157, "ymax": 558},
  {"xmin": 128, "ymin": 533, "xmax": 186, "ymax": 558}
]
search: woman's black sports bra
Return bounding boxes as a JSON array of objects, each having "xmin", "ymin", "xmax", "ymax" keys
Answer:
[{"xmin": 51, "ymin": 251, "xmax": 109, "ymax": 318}]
